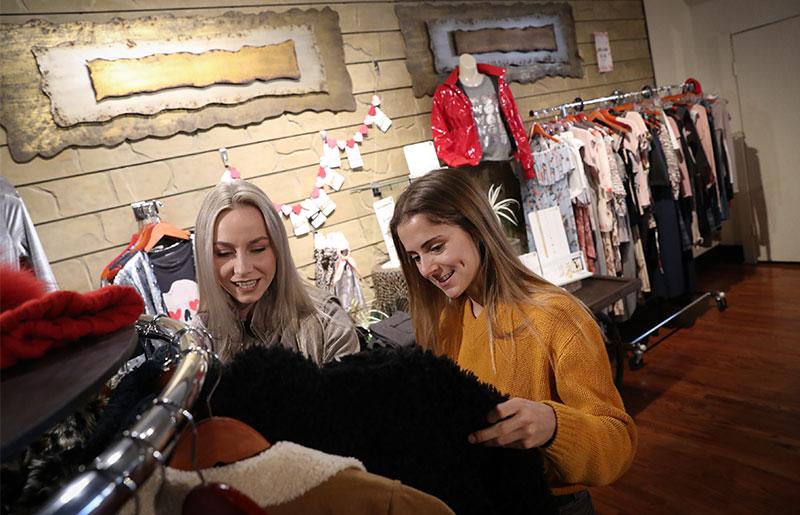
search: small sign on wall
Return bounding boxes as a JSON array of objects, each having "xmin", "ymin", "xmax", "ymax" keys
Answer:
[{"xmin": 593, "ymin": 32, "xmax": 614, "ymax": 73}]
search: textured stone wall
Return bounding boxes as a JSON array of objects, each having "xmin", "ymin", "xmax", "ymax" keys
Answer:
[{"xmin": 0, "ymin": 0, "xmax": 653, "ymax": 300}]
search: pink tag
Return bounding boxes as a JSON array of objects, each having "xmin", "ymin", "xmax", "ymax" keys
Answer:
[
  {"xmin": 292, "ymin": 204, "xmax": 302, "ymax": 215},
  {"xmin": 359, "ymin": 124, "xmax": 369, "ymax": 135},
  {"xmin": 228, "ymin": 166, "xmax": 241, "ymax": 179},
  {"xmin": 327, "ymin": 139, "xmax": 338, "ymax": 148},
  {"xmin": 311, "ymin": 187, "xmax": 320, "ymax": 198},
  {"xmin": 318, "ymin": 166, "xmax": 327, "ymax": 178},
  {"xmin": 346, "ymin": 139, "xmax": 355, "ymax": 148},
  {"xmin": 368, "ymin": 105, "xmax": 377, "ymax": 116}
]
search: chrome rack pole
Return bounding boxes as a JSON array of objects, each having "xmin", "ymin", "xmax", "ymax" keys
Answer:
[{"xmin": 36, "ymin": 315, "xmax": 212, "ymax": 515}]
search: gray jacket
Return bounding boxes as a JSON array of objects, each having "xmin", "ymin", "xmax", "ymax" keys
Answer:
[{"xmin": 196, "ymin": 287, "xmax": 360, "ymax": 366}]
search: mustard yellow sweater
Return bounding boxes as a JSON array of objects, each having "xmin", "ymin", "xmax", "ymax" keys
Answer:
[{"xmin": 452, "ymin": 295, "xmax": 637, "ymax": 495}]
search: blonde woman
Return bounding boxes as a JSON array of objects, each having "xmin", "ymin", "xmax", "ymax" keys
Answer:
[
  {"xmin": 389, "ymin": 168, "xmax": 636, "ymax": 513},
  {"xmin": 194, "ymin": 180, "xmax": 358, "ymax": 364}
]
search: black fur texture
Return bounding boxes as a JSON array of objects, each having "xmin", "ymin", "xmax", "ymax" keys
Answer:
[{"xmin": 207, "ymin": 346, "xmax": 552, "ymax": 515}]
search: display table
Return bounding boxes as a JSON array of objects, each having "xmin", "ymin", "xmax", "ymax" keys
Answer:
[
  {"xmin": 572, "ymin": 276, "xmax": 642, "ymax": 313},
  {"xmin": 1, "ymin": 326, "xmax": 138, "ymax": 458},
  {"xmin": 572, "ymin": 276, "xmax": 641, "ymax": 386}
]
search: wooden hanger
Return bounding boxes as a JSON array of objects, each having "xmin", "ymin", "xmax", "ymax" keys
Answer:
[{"xmin": 169, "ymin": 417, "xmax": 271, "ymax": 470}]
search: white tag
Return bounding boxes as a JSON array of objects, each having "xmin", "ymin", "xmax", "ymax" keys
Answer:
[
  {"xmin": 310, "ymin": 211, "xmax": 328, "ymax": 229},
  {"xmin": 315, "ymin": 176, "xmax": 326, "ymax": 188},
  {"xmin": 373, "ymin": 196, "xmax": 400, "ymax": 265},
  {"xmin": 403, "ymin": 140, "xmax": 441, "ymax": 178},
  {"xmin": 337, "ymin": 139, "xmax": 347, "ymax": 151},
  {"xmin": 326, "ymin": 169, "xmax": 345, "ymax": 191},
  {"xmin": 315, "ymin": 190, "xmax": 336, "ymax": 216},
  {"xmin": 323, "ymin": 142, "xmax": 341, "ymax": 169},
  {"xmin": 301, "ymin": 198, "xmax": 320, "ymax": 218},
  {"xmin": 353, "ymin": 131, "xmax": 364, "ymax": 143},
  {"xmin": 345, "ymin": 142, "xmax": 364, "ymax": 170},
  {"xmin": 373, "ymin": 107, "xmax": 392, "ymax": 132},
  {"xmin": 281, "ymin": 204, "xmax": 292, "ymax": 217},
  {"xmin": 371, "ymin": 95, "xmax": 381, "ymax": 107},
  {"xmin": 290, "ymin": 212, "xmax": 311, "ymax": 236}
]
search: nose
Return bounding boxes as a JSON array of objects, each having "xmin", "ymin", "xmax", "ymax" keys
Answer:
[
  {"xmin": 417, "ymin": 255, "xmax": 437, "ymax": 279},
  {"xmin": 233, "ymin": 252, "xmax": 253, "ymax": 276}
]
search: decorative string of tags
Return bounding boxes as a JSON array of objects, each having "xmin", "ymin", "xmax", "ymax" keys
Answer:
[{"xmin": 275, "ymin": 95, "xmax": 392, "ymax": 237}]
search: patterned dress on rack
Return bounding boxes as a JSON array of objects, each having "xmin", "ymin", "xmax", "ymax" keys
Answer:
[{"xmin": 520, "ymin": 138, "xmax": 579, "ymax": 254}]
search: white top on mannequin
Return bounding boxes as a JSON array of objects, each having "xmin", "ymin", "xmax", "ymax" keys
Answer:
[{"xmin": 458, "ymin": 54, "xmax": 484, "ymax": 88}]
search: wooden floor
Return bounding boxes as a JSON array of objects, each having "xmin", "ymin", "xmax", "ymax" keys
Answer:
[{"xmin": 590, "ymin": 262, "xmax": 800, "ymax": 515}]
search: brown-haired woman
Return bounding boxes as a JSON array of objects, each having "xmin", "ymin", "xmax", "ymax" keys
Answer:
[{"xmin": 390, "ymin": 167, "xmax": 636, "ymax": 513}]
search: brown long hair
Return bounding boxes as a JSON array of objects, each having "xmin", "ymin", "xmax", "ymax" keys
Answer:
[{"xmin": 389, "ymin": 168, "xmax": 568, "ymax": 359}]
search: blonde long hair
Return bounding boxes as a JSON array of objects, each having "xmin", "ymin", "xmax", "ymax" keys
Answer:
[
  {"xmin": 389, "ymin": 168, "xmax": 568, "ymax": 359},
  {"xmin": 194, "ymin": 180, "xmax": 315, "ymax": 360}
]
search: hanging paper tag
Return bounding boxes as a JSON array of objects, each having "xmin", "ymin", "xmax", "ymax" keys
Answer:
[
  {"xmin": 281, "ymin": 204, "xmax": 292, "ymax": 217},
  {"xmin": 323, "ymin": 140, "xmax": 341, "ymax": 169},
  {"xmin": 345, "ymin": 140, "xmax": 364, "ymax": 170},
  {"xmin": 353, "ymin": 131, "xmax": 364, "ymax": 144},
  {"xmin": 315, "ymin": 189, "xmax": 337, "ymax": 216},
  {"xmin": 300, "ymin": 198, "xmax": 320, "ymax": 219},
  {"xmin": 326, "ymin": 169, "xmax": 345, "ymax": 191},
  {"xmin": 373, "ymin": 107, "xmax": 392, "ymax": 132},
  {"xmin": 290, "ymin": 212, "xmax": 311, "ymax": 236},
  {"xmin": 310, "ymin": 211, "xmax": 328, "ymax": 229}
]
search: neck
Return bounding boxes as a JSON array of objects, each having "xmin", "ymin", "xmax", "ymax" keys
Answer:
[{"xmin": 459, "ymin": 66, "xmax": 484, "ymax": 88}]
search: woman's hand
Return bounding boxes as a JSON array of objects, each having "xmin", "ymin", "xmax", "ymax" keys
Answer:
[{"xmin": 468, "ymin": 397, "xmax": 556, "ymax": 449}]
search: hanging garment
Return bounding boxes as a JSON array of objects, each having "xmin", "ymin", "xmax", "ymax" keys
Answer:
[
  {"xmin": 148, "ymin": 238, "xmax": 198, "ymax": 323},
  {"xmin": 521, "ymin": 138, "xmax": 580, "ymax": 253},
  {"xmin": 206, "ymin": 345, "xmax": 552, "ymax": 515},
  {"xmin": 118, "ymin": 442, "xmax": 454, "ymax": 515},
  {"xmin": 114, "ymin": 251, "xmax": 168, "ymax": 316},
  {"xmin": 431, "ymin": 64, "xmax": 534, "ymax": 178},
  {"xmin": 0, "ymin": 178, "xmax": 58, "ymax": 291}
]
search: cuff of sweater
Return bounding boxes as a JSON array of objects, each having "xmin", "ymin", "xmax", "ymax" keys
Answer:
[{"xmin": 540, "ymin": 401, "xmax": 591, "ymax": 474}]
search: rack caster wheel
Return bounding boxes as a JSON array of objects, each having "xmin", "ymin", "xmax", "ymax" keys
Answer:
[{"xmin": 714, "ymin": 291, "xmax": 727, "ymax": 311}]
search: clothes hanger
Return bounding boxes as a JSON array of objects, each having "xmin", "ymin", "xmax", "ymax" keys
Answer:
[
  {"xmin": 140, "ymin": 222, "xmax": 190, "ymax": 253},
  {"xmin": 149, "ymin": 399, "xmax": 269, "ymax": 515},
  {"xmin": 529, "ymin": 121, "xmax": 560, "ymax": 142},
  {"xmin": 168, "ymin": 336, "xmax": 271, "ymax": 471}
]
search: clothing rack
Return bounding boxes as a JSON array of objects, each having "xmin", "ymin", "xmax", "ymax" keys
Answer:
[
  {"xmin": 36, "ymin": 315, "xmax": 213, "ymax": 515},
  {"xmin": 528, "ymin": 83, "xmax": 692, "ymax": 120},
  {"xmin": 526, "ymin": 81, "xmax": 729, "ymax": 370}
]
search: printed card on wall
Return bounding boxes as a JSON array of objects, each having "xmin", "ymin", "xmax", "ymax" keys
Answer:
[
  {"xmin": 323, "ymin": 140, "xmax": 342, "ymax": 168},
  {"xmin": 345, "ymin": 140, "xmax": 364, "ymax": 169},
  {"xmin": 593, "ymin": 32, "xmax": 613, "ymax": 73}
]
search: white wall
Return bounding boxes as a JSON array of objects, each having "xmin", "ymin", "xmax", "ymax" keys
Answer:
[{"xmin": 643, "ymin": 0, "xmax": 800, "ymax": 258}]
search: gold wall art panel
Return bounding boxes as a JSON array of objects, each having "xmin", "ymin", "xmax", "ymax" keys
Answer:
[
  {"xmin": 87, "ymin": 40, "xmax": 301, "ymax": 101},
  {"xmin": 0, "ymin": 9, "xmax": 354, "ymax": 163}
]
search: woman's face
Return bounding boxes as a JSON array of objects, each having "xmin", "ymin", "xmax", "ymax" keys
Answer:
[
  {"xmin": 396, "ymin": 214, "xmax": 482, "ymax": 300},
  {"xmin": 213, "ymin": 205, "xmax": 277, "ymax": 316}
]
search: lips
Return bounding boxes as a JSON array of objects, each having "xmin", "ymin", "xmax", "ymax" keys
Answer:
[
  {"xmin": 233, "ymin": 279, "xmax": 258, "ymax": 289},
  {"xmin": 433, "ymin": 270, "xmax": 454, "ymax": 286}
]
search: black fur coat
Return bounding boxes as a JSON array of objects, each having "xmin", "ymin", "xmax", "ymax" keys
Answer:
[{"xmin": 207, "ymin": 346, "xmax": 553, "ymax": 515}]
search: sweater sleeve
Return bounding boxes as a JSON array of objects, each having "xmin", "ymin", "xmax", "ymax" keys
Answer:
[{"xmin": 541, "ymin": 318, "xmax": 637, "ymax": 486}]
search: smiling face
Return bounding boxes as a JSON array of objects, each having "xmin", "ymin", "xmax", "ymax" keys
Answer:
[
  {"xmin": 213, "ymin": 204, "xmax": 277, "ymax": 317},
  {"xmin": 396, "ymin": 214, "xmax": 483, "ymax": 301}
]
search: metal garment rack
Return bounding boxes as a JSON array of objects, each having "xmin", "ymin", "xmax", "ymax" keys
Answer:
[
  {"xmin": 527, "ymin": 82, "xmax": 728, "ymax": 368},
  {"xmin": 528, "ymin": 83, "xmax": 689, "ymax": 120},
  {"xmin": 36, "ymin": 315, "xmax": 213, "ymax": 515}
]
